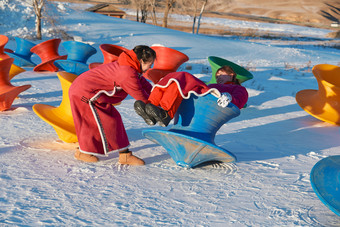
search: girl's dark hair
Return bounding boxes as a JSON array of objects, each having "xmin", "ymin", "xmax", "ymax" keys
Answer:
[{"xmin": 133, "ymin": 45, "xmax": 156, "ymax": 63}]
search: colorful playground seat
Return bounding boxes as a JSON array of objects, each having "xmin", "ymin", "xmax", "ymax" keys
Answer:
[
  {"xmin": 0, "ymin": 35, "xmax": 13, "ymax": 55},
  {"xmin": 8, "ymin": 65, "xmax": 26, "ymax": 80},
  {"xmin": 31, "ymin": 38, "xmax": 67, "ymax": 72},
  {"xmin": 0, "ymin": 58, "xmax": 31, "ymax": 111},
  {"xmin": 33, "ymin": 72, "xmax": 78, "ymax": 143},
  {"xmin": 295, "ymin": 64, "xmax": 340, "ymax": 125},
  {"xmin": 5, "ymin": 37, "xmax": 36, "ymax": 67},
  {"xmin": 143, "ymin": 93, "xmax": 240, "ymax": 168},
  {"xmin": 100, "ymin": 43, "xmax": 128, "ymax": 64},
  {"xmin": 0, "ymin": 35, "xmax": 11, "ymax": 60},
  {"xmin": 89, "ymin": 44, "xmax": 128, "ymax": 69},
  {"xmin": 310, "ymin": 155, "xmax": 340, "ymax": 216},
  {"xmin": 207, "ymin": 56, "xmax": 253, "ymax": 84},
  {"xmin": 143, "ymin": 46, "xmax": 189, "ymax": 84},
  {"xmin": 0, "ymin": 35, "xmax": 26, "ymax": 80},
  {"xmin": 54, "ymin": 41, "xmax": 97, "ymax": 75}
]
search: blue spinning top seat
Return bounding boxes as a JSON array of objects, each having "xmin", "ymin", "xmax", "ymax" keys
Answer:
[
  {"xmin": 143, "ymin": 93, "xmax": 240, "ymax": 168},
  {"xmin": 6, "ymin": 37, "xmax": 36, "ymax": 67},
  {"xmin": 54, "ymin": 41, "xmax": 97, "ymax": 75},
  {"xmin": 310, "ymin": 155, "xmax": 340, "ymax": 216}
]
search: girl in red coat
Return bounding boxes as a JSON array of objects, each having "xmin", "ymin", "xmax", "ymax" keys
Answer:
[
  {"xmin": 134, "ymin": 65, "xmax": 248, "ymax": 127},
  {"xmin": 69, "ymin": 45, "xmax": 156, "ymax": 164}
]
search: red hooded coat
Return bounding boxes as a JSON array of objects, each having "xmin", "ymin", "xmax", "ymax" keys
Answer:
[
  {"xmin": 69, "ymin": 50, "xmax": 152, "ymax": 156},
  {"xmin": 148, "ymin": 71, "xmax": 248, "ymax": 118}
]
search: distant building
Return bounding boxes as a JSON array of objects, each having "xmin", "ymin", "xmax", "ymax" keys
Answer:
[
  {"xmin": 86, "ymin": 3, "xmax": 126, "ymax": 19},
  {"xmin": 331, "ymin": 22, "xmax": 339, "ymax": 28}
]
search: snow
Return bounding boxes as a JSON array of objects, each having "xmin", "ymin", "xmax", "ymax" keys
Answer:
[{"xmin": 1, "ymin": 1, "xmax": 340, "ymax": 226}]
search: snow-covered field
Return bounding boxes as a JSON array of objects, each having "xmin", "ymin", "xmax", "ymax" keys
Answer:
[{"xmin": 0, "ymin": 1, "xmax": 340, "ymax": 226}]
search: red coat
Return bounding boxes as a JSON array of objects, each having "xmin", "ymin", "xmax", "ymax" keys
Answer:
[
  {"xmin": 69, "ymin": 50, "xmax": 152, "ymax": 156},
  {"xmin": 153, "ymin": 71, "xmax": 220, "ymax": 98},
  {"xmin": 153, "ymin": 71, "xmax": 248, "ymax": 109}
]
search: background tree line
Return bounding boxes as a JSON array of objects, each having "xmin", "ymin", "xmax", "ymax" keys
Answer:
[
  {"xmin": 29, "ymin": 0, "xmax": 220, "ymax": 39},
  {"xmin": 120, "ymin": 0, "xmax": 209, "ymax": 34}
]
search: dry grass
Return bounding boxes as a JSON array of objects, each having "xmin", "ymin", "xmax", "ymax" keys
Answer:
[{"xmin": 203, "ymin": 0, "xmax": 340, "ymax": 28}]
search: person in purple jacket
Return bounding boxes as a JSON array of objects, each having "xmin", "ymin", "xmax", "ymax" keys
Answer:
[{"xmin": 134, "ymin": 65, "xmax": 248, "ymax": 127}]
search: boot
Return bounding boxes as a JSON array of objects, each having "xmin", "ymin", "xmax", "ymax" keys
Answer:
[
  {"xmin": 119, "ymin": 150, "xmax": 145, "ymax": 166},
  {"xmin": 134, "ymin": 100, "xmax": 156, "ymax": 125},
  {"xmin": 145, "ymin": 103, "xmax": 171, "ymax": 127},
  {"xmin": 74, "ymin": 150, "xmax": 99, "ymax": 163}
]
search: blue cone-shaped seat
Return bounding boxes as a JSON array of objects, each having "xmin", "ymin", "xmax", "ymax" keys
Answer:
[
  {"xmin": 310, "ymin": 155, "xmax": 340, "ymax": 216},
  {"xmin": 143, "ymin": 93, "xmax": 240, "ymax": 168},
  {"xmin": 6, "ymin": 37, "xmax": 36, "ymax": 67},
  {"xmin": 54, "ymin": 41, "xmax": 97, "ymax": 75}
]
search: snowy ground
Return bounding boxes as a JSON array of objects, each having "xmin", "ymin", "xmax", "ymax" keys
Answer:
[{"xmin": 0, "ymin": 1, "xmax": 340, "ymax": 226}]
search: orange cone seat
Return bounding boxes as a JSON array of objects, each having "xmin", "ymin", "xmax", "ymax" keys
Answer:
[
  {"xmin": 0, "ymin": 35, "xmax": 26, "ymax": 80},
  {"xmin": 33, "ymin": 72, "xmax": 78, "ymax": 143},
  {"xmin": 0, "ymin": 58, "xmax": 31, "ymax": 111},
  {"xmin": 89, "ymin": 44, "xmax": 128, "ymax": 69},
  {"xmin": 143, "ymin": 46, "xmax": 189, "ymax": 84},
  {"xmin": 31, "ymin": 38, "xmax": 67, "ymax": 72},
  {"xmin": 296, "ymin": 64, "xmax": 340, "ymax": 125},
  {"xmin": 0, "ymin": 35, "xmax": 11, "ymax": 60}
]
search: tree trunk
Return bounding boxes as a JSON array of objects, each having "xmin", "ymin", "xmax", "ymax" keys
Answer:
[
  {"xmin": 140, "ymin": 3, "xmax": 148, "ymax": 23},
  {"xmin": 136, "ymin": 8, "xmax": 140, "ymax": 22},
  {"xmin": 192, "ymin": 0, "xmax": 198, "ymax": 33},
  {"xmin": 36, "ymin": 14, "xmax": 42, "ymax": 40},
  {"xmin": 150, "ymin": 0, "xmax": 157, "ymax": 25},
  {"xmin": 162, "ymin": 0, "xmax": 175, "ymax": 28},
  {"xmin": 196, "ymin": 0, "xmax": 207, "ymax": 34},
  {"xmin": 33, "ymin": 0, "xmax": 45, "ymax": 40}
]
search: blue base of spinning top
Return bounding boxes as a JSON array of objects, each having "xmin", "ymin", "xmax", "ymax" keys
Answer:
[
  {"xmin": 143, "ymin": 129, "xmax": 236, "ymax": 168},
  {"xmin": 310, "ymin": 155, "xmax": 340, "ymax": 216},
  {"xmin": 143, "ymin": 93, "xmax": 240, "ymax": 168},
  {"xmin": 54, "ymin": 60, "xmax": 90, "ymax": 75}
]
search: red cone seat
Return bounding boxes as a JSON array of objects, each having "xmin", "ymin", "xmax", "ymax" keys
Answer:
[
  {"xmin": 0, "ymin": 35, "xmax": 26, "ymax": 79},
  {"xmin": 89, "ymin": 44, "xmax": 128, "ymax": 69},
  {"xmin": 144, "ymin": 46, "xmax": 189, "ymax": 84},
  {"xmin": 0, "ymin": 58, "xmax": 31, "ymax": 111},
  {"xmin": 31, "ymin": 39, "xmax": 67, "ymax": 72}
]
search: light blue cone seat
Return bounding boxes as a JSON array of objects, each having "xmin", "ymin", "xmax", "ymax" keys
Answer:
[
  {"xmin": 6, "ymin": 37, "xmax": 36, "ymax": 67},
  {"xmin": 310, "ymin": 155, "xmax": 340, "ymax": 216},
  {"xmin": 54, "ymin": 41, "xmax": 97, "ymax": 75},
  {"xmin": 143, "ymin": 93, "xmax": 240, "ymax": 168}
]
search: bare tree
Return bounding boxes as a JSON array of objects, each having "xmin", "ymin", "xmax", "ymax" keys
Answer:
[
  {"xmin": 174, "ymin": 0, "xmax": 208, "ymax": 33},
  {"xmin": 195, "ymin": 0, "xmax": 207, "ymax": 34},
  {"xmin": 162, "ymin": 0, "xmax": 175, "ymax": 27},
  {"xmin": 191, "ymin": 0, "xmax": 198, "ymax": 33},
  {"xmin": 149, "ymin": 0, "xmax": 158, "ymax": 25},
  {"xmin": 32, "ymin": 0, "xmax": 45, "ymax": 40},
  {"xmin": 190, "ymin": 0, "xmax": 208, "ymax": 34},
  {"xmin": 131, "ymin": 0, "xmax": 149, "ymax": 23}
]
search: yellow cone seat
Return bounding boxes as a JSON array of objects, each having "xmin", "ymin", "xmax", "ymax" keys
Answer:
[
  {"xmin": 33, "ymin": 72, "xmax": 78, "ymax": 142},
  {"xmin": 9, "ymin": 65, "xmax": 26, "ymax": 80},
  {"xmin": 296, "ymin": 64, "xmax": 340, "ymax": 125}
]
